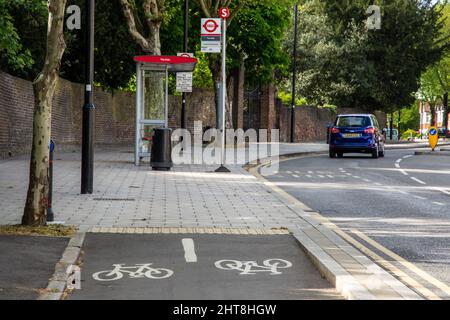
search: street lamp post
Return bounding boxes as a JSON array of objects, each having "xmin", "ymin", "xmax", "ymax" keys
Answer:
[
  {"xmin": 181, "ymin": 0, "xmax": 189, "ymax": 129},
  {"xmin": 81, "ymin": 0, "xmax": 95, "ymax": 194},
  {"xmin": 290, "ymin": 4, "xmax": 299, "ymax": 143}
]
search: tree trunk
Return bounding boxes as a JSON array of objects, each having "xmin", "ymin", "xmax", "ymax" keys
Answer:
[
  {"xmin": 22, "ymin": 0, "xmax": 67, "ymax": 226},
  {"xmin": 430, "ymin": 103, "xmax": 436, "ymax": 127}
]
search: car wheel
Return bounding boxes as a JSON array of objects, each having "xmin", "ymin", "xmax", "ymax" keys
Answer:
[
  {"xmin": 378, "ymin": 144, "xmax": 385, "ymax": 157},
  {"xmin": 372, "ymin": 146, "xmax": 379, "ymax": 159},
  {"xmin": 337, "ymin": 153, "xmax": 343, "ymax": 158}
]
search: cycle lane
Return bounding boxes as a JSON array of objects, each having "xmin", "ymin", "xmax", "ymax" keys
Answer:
[{"xmin": 68, "ymin": 233, "xmax": 341, "ymax": 300}]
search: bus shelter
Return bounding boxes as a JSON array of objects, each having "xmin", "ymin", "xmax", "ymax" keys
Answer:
[{"xmin": 134, "ymin": 56, "xmax": 197, "ymax": 166}]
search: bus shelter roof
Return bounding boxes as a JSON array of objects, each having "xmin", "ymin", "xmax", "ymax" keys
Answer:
[{"xmin": 134, "ymin": 56, "xmax": 197, "ymax": 72}]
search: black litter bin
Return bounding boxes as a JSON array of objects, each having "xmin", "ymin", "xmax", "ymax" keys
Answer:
[{"xmin": 151, "ymin": 128, "xmax": 173, "ymax": 171}]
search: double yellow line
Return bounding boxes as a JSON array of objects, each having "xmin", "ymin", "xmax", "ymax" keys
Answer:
[{"xmin": 252, "ymin": 153, "xmax": 450, "ymax": 300}]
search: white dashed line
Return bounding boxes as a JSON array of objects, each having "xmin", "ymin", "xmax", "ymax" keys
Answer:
[
  {"xmin": 286, "ymin": 171, "xmax": 292, "ymax": 174},
  {"xmin": 363, "ymin": 179, "xmax": 371, "ymax": 182},
  {"xmin": 353, "ymin": 176, "xmax": 361, "ymax": 179},
  {"xmin": 345, "ymin": 173, "xmax": 352, "ymax": 176},
  {"xmin": 403, "ymin": 155, "xmax": 413, "ymax": 159},
  {"xmin": 292, "ymin": 174, "xmax": 299, "ymax": 178},
  {"xmin": 327, "ymin": 175, "xmax": 334, "ymax": 179},
  {"xmin": 433, "ymin": 202, "xmax": 445, "ymax": 206},
  {"xmin": 410, "ymin": 177, "xmax": 426, "ymax": 185},
  {"xmin": 306, "ymin": 175, "xmax": 312, "ymax": 178},
  {"xmin": 318, "ymin": 175, "xmax": 325, "ymax": 178},
  {"xmin": 414, "ymin": 196, "xmax": 426, "ymax": 200},
  {"xmin": 182, "ymin": 238, "xmax": 197, "ymax": 263}
]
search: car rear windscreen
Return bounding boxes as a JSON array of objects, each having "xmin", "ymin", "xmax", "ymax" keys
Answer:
[{"xmin": 336, "ymin": 116, "xmax": 370, "ymax": 127}]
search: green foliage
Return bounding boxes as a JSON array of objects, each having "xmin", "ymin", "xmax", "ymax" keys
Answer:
[
  {"xmin": 401, "ymin": 128, "xmax": 419, "ymax": 140},
  {"xmin": 0, "ymin": 0, "xmax": 47, "ymax": 78},
  {"xmin": 395, "ymin": 101, "xmax": 420, "ymax": 132},
  {"xmin": 228, "ymin": 2, "xmax": 291, "ymax": 86},
  {"xmin": 278, "ymin": 91, "xmax": 308, "ymax": 106},
  {"xmin": 419, "ymin": 2, "xmax": 450, "ymax": 105},
  {"xmin": 283, "ymin": 0, "xmax": 450, "ymax": 112}
]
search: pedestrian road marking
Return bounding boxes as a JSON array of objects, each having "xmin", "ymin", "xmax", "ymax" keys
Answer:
[
  {"xmin": 410, "ymin": 177, "xmax": 426, "ymax": 185},
  {"xmin": 182, "ymin": 238, "xmax": 198, "ymax": 263}
]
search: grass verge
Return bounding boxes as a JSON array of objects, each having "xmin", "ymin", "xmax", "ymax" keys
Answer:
[{"xmin": 0, "ymin": 224, "xmax": 77, "ymax": 237}]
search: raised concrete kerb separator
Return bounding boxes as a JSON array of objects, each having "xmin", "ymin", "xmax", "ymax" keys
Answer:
[
  {"xmin": 247, "ymin": 160, "xmax": 422, "ymax": 300},
  {"xmin": 38, "ymin": 232, "xmax": 86, "ymax": 300}
]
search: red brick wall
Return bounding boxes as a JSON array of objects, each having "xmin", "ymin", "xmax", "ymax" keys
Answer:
[
  {"xmin": 0, "ymin": 72, "xmax": 216, "ymax": 159},
  {"xmin": 276, "ymin": 102, "xmax": 387, "ymax": 142}
]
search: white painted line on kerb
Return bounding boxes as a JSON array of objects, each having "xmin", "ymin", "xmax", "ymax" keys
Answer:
[
  {"xmin": 182, "ymin": 238, "xmax": 197, "ymax": 263},
  {"xmin": 411, "ymin": 177, "xmax": 426, "ymax": 185}
]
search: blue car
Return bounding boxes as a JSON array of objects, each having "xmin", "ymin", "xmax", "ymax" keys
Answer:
[{"xmin": 328, "ymin": 114, "xmax": 385, "ymax": 159}]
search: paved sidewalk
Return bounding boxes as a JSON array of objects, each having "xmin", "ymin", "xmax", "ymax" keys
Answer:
[{"xmin": 0, "ymin": 143, "xmax": 431, "ymax": 299}]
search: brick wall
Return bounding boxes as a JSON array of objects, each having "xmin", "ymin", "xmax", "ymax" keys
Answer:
[
  {"xmin": 276, "ymin": 101, "xmax": 387, "ymax": 142},
  {"xmin": 0, "ymin": 71, "xmax": 216, "ymax": 159}
]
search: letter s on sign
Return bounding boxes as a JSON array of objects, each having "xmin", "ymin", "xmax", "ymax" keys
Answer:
[{"xmin": 219, "ymin": 7, "xmax": 230, "ymax": 19}]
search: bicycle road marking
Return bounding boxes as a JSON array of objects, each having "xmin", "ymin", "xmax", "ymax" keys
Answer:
[
  {"xmin": 182, "ymin": 238, "xmax": 198, "ymax": 263},
  {"xmin": 215, "ymin": 259, "xmax": 293, "ymax": 275}
]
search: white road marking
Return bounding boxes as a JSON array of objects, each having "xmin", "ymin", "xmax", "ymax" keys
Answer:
[
  {"xmin": 403, "ymin": 155, "xmax": 413, "ymax": 159},
  {"xmin": 432, "ymin": 187, "xmax": 450, "ymax": 197},
  {"xmin": 306, "ymin": 175, "xmax": 312, "ymax": 178},
  {"xmin": 374, "ymin": 183, "xmax": 382, "ymax": 186},
  {"xmin": 363, "ymin": 179, "xmax": 371, "ymax": 183},
  {"xmin": 327, "ymin": 175, "xmax": 334, "ymax": 179},
  {"xmin": 395, "ymin": 163, "xmax": 400, "ymax": 168},
  {"xmin": 410, "ymin": 177, "xmax": 426, "ymax": 185},
  {"xmin": 345, "ymin": 173, "xmax": 352, "ymax": 176},
  {"xmin": 308, "ymin": 171, "xmax": 313, "ymax": 174},
  {"xmin": 400, "ymin": 169, "xmax": 409, "ymax": 176},
  {"xmin": 292, "ymin": 174, "xmax": 300, "ymax": 178},
  {"xmin": 318, "ymin": 175, "xmax": 325, "ymax": 178},
  {"xmin": 286, "ymin": 171, "xmax": 292, "ymax": 174},
  {"xmin": 353, "ymin": 176, "xmax": 361, "ymax": 179},
  {"xmin": 433, "ymin": 202, "xmax": 445, "ymax": 206},
  {"xmin": 294, "ymin": 171, "xmax": 300, "ymax": 174},
  {"xmin": 182, "ymin": 238, "xmax": 198, "ymax": 263},
  {"xmin": 396, "ymin": 159, "xmax": 402, "ymax": 164},
  {"xmin": 414, "ymin": 195, "xmax": 426, "ymax": 200}
]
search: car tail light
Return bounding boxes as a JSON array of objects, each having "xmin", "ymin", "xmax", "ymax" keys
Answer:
[
  {"xmin": 364, "ymin": 127, "xmax": 375, "ymax": 134},
  {"xmin": 331, "ymin": 127, "xmax": 340, "ymax": 134}
]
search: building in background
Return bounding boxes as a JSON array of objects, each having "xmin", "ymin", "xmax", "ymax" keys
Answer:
[{"xmin": 419, "ymin": 101, "xmax": 449, "ymax": 136}]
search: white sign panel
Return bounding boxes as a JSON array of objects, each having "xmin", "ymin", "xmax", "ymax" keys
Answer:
[
  {"xmin": 176, "ymin": 72, "xmax": 193, "ymax": 93},
  {"xmin": 176, "ymin": 53, "xmax": 194, "ymax": 92},
  {"xmin": 201, "ymin": 18, "xmax": 221, "ymax": 53}
]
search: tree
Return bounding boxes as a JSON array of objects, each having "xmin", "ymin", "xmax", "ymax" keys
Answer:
[
  {"xmin": 119, "ymin": 0, "xmax": 165, "ymax": 55},
  {"xmin": 285, "ymin": 0, "xmax": 450, "ymax": 113},
  {"xmin": 0, "ymin": 0, "xmax": 47, "ymax": 77},
  {"xmin": 419, "ymin": 2, "xmax": 450, "ymax": 129},
  {"xmin": 193, "ymin": 0, "xmax": 293, "ymax": 127},
  {"xmin": 22, "ymin": 0, "xmax": 67, "ymax": 226}
]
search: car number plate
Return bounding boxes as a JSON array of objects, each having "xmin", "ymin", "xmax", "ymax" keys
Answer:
[{"xmin": 343, "ymin": 133, "xmax": 361, "ymax": 138}]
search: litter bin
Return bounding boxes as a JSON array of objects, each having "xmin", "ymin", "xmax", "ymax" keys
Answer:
[{"xmin": 151, "ymin": 128, "xmax": 173, "ymax": 171}]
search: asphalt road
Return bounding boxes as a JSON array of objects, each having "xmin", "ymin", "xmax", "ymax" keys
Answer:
[
  {"xmin": 0, "ymin": 235, "xmax": 69, "ymax": 300},
  {"xmin": 69, "ymin": 233, "xmax": 341, "ymax": 300},
  {"xmin": 263, "ymin": 148, "xmax": 450, "ymax": 299}
]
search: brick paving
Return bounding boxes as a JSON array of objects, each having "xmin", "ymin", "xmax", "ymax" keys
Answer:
[{"xmin": 0, "ymin": 148, "xmax": 299, "ymax": 231}]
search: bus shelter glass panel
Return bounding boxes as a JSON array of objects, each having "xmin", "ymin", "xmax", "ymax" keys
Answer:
[{"xmin": 136, "ymin": 69, "xmax": 168, "ymax": 164}]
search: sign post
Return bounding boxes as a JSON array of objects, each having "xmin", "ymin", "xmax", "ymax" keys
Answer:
[
  {"xmin": 215, "ymin": 8, "xmax": 231, "ymax": 173},
  {"xmin": 201, "ymin": 18, "xmax": 222, "ymax": 53},
  {"xmin": 428, "ymin": 126, "xmax": 439, "ymax": 151}
]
